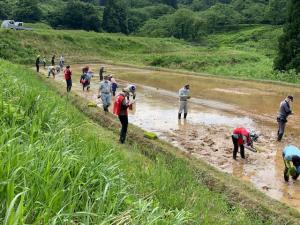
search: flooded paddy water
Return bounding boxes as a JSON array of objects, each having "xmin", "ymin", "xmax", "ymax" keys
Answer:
[{"xmin": 42, "ymin": 64, "xmax": 300, "ymax": 211}]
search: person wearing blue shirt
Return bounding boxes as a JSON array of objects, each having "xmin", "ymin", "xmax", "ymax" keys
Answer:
[{"xmin": 282, "ymin": 145, "xmax": 300, "ymax": 182}]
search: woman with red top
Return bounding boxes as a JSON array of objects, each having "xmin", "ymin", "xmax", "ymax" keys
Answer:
[
  {"xmin": 64, "ymin": 65, "xmax": 72, "ymax": 92},
  {"xmin": 113, "ymin": 89, "xmax": 134, "ymax": 144},
  {"xmin": 232, "ymin": 127, "xmax": 258, "ymax": 160}
]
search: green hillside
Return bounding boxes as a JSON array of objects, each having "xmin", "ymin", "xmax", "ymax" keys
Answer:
[{"xmin": 2, "ymin": 24, "xmax": 297, "ymax": 83}]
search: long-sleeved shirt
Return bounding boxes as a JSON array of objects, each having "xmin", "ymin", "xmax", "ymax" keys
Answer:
[
  {"xmin": 99, "ymin": 80, "xmax": 112, "ymax": 94},
  {"xmin": 178, "ymin": 87, "xmax": 190, "ymax": 101},
  {"xmin": 278, "ymin": 100, "xmax": 292, "ymax": 120}
]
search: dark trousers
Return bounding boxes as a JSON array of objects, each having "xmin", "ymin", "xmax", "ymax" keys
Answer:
[
  {"xmin": 36, "ymin": 64, "xmax": 39, "ymax": 72},
  {"xmin": 232, "ymin": 135, "xmax": 245, "ymax": 159},
  {"xmin": 118, "ymin": 115, "xmax": 128, "ymax": 143},
  {"xmin": 66, "ymin": 79, "xmax": 72, "ymax": 92},
  {"xmin": 277, "ymin": 119, "xmax": 286, "ymax": 141}
]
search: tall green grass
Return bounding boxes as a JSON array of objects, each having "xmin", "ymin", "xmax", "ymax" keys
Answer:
[{"xmin": 0, "ymin": 60, "xmax": 274, "ymax": 224}]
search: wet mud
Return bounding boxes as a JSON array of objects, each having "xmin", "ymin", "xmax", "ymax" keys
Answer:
[{"xmin": 41, "ymin": 64, "xmax": 300, "ymax": 211}]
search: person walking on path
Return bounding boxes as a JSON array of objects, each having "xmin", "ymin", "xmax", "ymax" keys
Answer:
[
  {"xmin": 282, "ymin": 145, "xmax": 300, "ymax": 182},
  {"xmin": 99, "ymin": 66, "xmax": 106, "ymax": 81},
  {"xmin": 178, "ymin": 84, "xmax": 190, "ymax": 119},
  {"xmin": 113, "ymin": 89, "xmax": 134, "ymax": 144},
  {"xmin": 109, "ymin": 75, "xmax": 118, "ymax": 96},
  {"xmin": 231, "ymin": 127, "xmax": 258, "ymax": 160},
  {"xmin": 42, "ymin": 57, "xmax": 46, "ymax": 69},
  {"xmin": 36, "ymin": 55, "xmax": 40, "ymax": 73},
  {"xmin": 51, "ymin": 55, "xmax": 55, "ymax": 66},
  {"xmin": 64, "ymin": 65, "xmax": 72, "ymax": 92},
  {"xmin": 59, "ymin": 55, "xmax": 65, "ymax": 70},
  {"xmin": 277, "ymin": 95, "xmax": 294, "ymax": 141},
  {"xmin": 98, "ymin": 75, "xmax": 112, "ymax": 112},
  {"xmin": 80, "ymin": 66, "xmax": 89, "ymax": 91}
]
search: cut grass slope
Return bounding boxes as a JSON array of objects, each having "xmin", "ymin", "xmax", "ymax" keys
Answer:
[
  {"xmin": 1, "ymin": 24, "xmax": 295, "ymax": 83},
  {"xmin": 0, "ymin": 59, "xmax": 293, "ymax": 224}
]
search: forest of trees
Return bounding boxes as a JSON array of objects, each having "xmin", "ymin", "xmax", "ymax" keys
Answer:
[{"xmin": 0, "ymin": 0, "xmax": 288, "ymax": 36}]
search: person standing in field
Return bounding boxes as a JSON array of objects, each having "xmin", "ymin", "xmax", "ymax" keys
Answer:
[
  {"xmin": 109, "ymin": 75, "xmax": 118, "ymax": 96},
  {"xmin": 98, "ymin": 75, "xmax": 112, "ymax": 112},
  {"xmin": 42, "ymin": 57, "xmax": 46, "ymax": 69},
  {"xmin": 36, "ymin": 55, "xmax": 40, "ymax": 72},
  {"xmin": 231, "ymin": 127, "xmax": 258, "ymax": 160},
  {"xmin": 80, "ymin": 66, "xmax": 89, "ymax": 91},
  {"xmin": 282, "ymin": 145, "xmax": 300, "ymax": 182},
  {"xmin": 113, "ymin": 89, "xmax": 134, "ymax": 144},
  {"xmin": 277, "ymin": 95, "xmax": 294, "ymax": 141},
  {"xmin": 60, "ymin": 55, "xmax": 65, "ymax": 70},
  {"xmin": 51, "ymin": 55, "xmax": 55, "ymax": 66},
  {"xmin": 99, "ymin": 66, "xmax": 106, "ymax": 81},
  {"xmin": 178, "ymin": 84, "xmax": 190, "ymax": 119},
  {"xmin": 64, "ymin": 65, "xmax": 72, "ymax": 92}
]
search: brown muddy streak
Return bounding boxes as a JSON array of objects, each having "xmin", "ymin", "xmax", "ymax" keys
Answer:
[{"xmin": 42, "ymin": 64, "xmax": 300, "ymax": 211}]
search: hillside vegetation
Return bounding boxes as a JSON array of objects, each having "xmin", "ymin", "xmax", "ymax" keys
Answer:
[
  {"xmin": 0, "ymin": 59, "xmax": 285, "ymax": 224},
  {"xmin": 2, "ymin": 24, "xmax": 298, "ymax": 83}
]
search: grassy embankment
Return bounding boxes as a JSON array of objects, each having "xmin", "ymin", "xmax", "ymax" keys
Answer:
[
  {"xmin": 1, "ymin": 24, "xmax": 298, "ymax": 83},
  {"xmin": 1, "ymin": 60, "xmax": 300, "ymax": 224}
]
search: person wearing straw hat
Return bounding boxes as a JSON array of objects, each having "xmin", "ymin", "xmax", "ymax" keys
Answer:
[
  {"xmin": 98, "ymin": 74, "xmax": 112, "ymax": 112},
  {"xmin": 113, "ymin": 88, "xmax": 134, "ymax": 144},
  {"xmin": 277, "ymin": 95, "xmax": 294, "ymax": 141}
]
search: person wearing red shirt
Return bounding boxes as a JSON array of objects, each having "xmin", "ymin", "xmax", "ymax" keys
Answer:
[
  {"xmin": 232, "ymin": 127, "xmax": 258, "ymax": 160},
  {"xmin": 113, "ymin": 89, "xmax": 134, "ymax": 144},
  {"xmin": 64, "ymin": 65, "xmax": 72, "ymax": 92}
]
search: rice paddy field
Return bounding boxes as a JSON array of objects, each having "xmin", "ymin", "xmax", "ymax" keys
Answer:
[{"xmin": 1, "ymin": 59, "xmax": 290, "ymax": 224}]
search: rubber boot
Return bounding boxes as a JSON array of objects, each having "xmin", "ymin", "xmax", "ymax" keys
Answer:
[
  {"xmin": 178, "ymin": 113, "xmax": 181, "ymax": 120},
  {"xmin": 277, "ymin": 133, "xmax": 283, "ymax": 142},
  {"xmin": 184, "ymin": 113, "xmax": 187, "ymax": 119}
]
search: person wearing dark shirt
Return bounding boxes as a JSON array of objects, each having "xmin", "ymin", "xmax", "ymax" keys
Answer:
[
  {"xmin": 64, "ymin": 65, "xmax": 72, "ymax": 92},
  {"xmin": 99, "ymin": 66, "xmax": 106, "ymax": 81},
  {"xmin": 36, "ymin": 55, "xmax": 40, "ymax": 72},
  {"xmin": 277, "ymin": 96, "xmax": 294, "ymax": 141},
  {"xmin": 51, "ymin": 55, "xmax": 55, "ymax": 66}
]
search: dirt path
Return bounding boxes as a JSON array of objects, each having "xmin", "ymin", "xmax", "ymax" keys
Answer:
[{"xmin": 40, "ymin": 64, "xmax": 300, "ymax": 211}]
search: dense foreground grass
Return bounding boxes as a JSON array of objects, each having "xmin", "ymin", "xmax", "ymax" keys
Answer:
[
  {"xmin": 1, "ymin": 24, "xmax": 299, "ymax": 83},
  {"xmin": 0, "ymin": 60, "xmax": 296, "ymax": 224}
]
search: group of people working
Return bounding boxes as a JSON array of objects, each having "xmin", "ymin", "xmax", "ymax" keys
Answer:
[{"xmin": 178, "ymin": 84, "xmax": 298, "ymax": 182}]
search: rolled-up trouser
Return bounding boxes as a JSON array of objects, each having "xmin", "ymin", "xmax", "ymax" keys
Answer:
[
  {"xmin": 101, "ymin": 93, "xmax": 111, "ymax": 111},
  {"xmin": 178, "ymin": 101, "xmax": 188, "ymax": 114}
]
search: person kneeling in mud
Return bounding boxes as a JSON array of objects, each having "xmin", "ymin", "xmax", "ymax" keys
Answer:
[
  {"xmin": 282, "ymin": 145, "xmax": 300, "ymax": 182},
  {"xmin": 232, "ymin": 127, "xmax": 258, "ymax": 160}
]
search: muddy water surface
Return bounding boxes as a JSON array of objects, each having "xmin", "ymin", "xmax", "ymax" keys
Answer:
[{"xmin": 42, "ymin": 64, "xmax": 300, "ymax": 211}]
